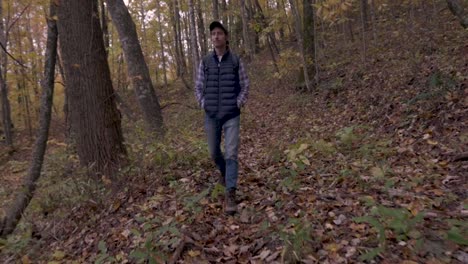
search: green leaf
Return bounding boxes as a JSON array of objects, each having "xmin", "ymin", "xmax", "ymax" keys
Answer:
[
  {"xmin": 359, "ymin": 247, "xmax": 384, "ymax": 261},
  {"xmin": 130, "ymin": 250, "xmax": 148, "ymax": 260},
  {"xmin": 98, "ymin": 240, "xmax": 107, "ymax": 254},
  {"xmin": 131, "ymin": 228, "xmax": 142, "ymax": 237},
  {"xmin": 353, "ymin": 216, "xmax": 385, "ymax": 243},
  {"xmin": 377, "ymin": 206, "xmax": 408, "ymax": 220},
  {"xmin": 447, "ymin": 227, "xmax": 468, "ymax": 245},
  {"xmin": 370, "ymin": 167, "xmax": 385, "ymax": 178},
  {"xmin": 52, "ymin": 250, "xmax": 66, "ymax": 260}
]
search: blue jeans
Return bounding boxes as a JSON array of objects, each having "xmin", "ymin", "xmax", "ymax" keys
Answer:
[{"xmin": 205, "ymin": 115, "xmax": 240, "ymax": 190}]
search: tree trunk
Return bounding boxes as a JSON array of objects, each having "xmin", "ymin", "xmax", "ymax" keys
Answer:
[
  {"xmin": 172, "ymin": 0, "xmax": 189, "ymax": 89},
  {"xmin": 188, "ymin": 0, "xmax": 200, "ymax": 82},
  {"xmin": 303, "ymin": 0, "xmax": 315, "ymax": 85},
  {"xmin": 0, "ymin": 1, "xmax": 58, "ymax": 238},
  {"xmin": 276, "ymin": 0, "xmax": 285, "ymax": 39},
  {"xmin": 25, "ymin": 11, "xmax": 40, "ymax": 98},
  {"xmin": 138, "ymin": 0, "xmax": 149, "ymax": 57},
  {"xmin": 446, "ymin": 0, "xmax": 468, "ymax": 28},
  {"xmin": 58, "ymin": 0, "xmax": 127, "ymax": 175},
  {"xmin": 169, "ymin": 0, "xmax": 181, "ymax": 77},
  {"xmin": 289, "ymin": 0, "xmax": 312, "ymax": 91},
  {"xmin": 106, "ymin": 0, "xmax": 165, "ymax": 136},
  {"xmin": 156, "ymin": 0, "xmax": 168, "ymax": 89},
  {"xmin": 281, "ymin": 0, "xmax": 293, "ymax": 37},
  {"xmin": 221, "ymin": 0, "xmax": 228, "ymax": 24},
  {"xmin": 360, "ymin": 0, "xmax": 369, "ymax": 31},
  {"xmin": 14, "ymin": 25, "xmax": 34, "ymax": 140},
  {"xmin": 100, "ymin": 0, "xmax": 110, "ymax": 54},
  {"xmin": 174, "ymin": 0, "xmax": 186, "ymax": 70},
  {"xmin": 212, "ymin": 0, "xmax": 219, "ymax": 20},
  {"xmin": 0, "ymin": 0, "xmax": 13, "ymax": 146},
  {"xmin": 248, "ymin": 0, "xmax": 260, "ymax": 53},
  {"xmin": 360, "ymin": 0, "xmax": 367, "ymax": 63},
  {"xmin": 240, "ymin": 0, "xmax": 253, "ymax": 60},
  {"xmin": 196, "ymin": 0, "xmax": 207, "ymax": 56}
]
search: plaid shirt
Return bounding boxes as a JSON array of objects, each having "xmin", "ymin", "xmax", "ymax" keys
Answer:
[{"xmin": 194, "ymin": 55, "xmax": 249, "ymax": 109}]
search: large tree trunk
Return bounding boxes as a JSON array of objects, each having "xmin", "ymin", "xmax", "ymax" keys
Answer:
[
  {"xmin": 0, "ymin": 0, "xmax": 13, "ymax": 146},
  {"xmin": 303, "ymin": 0, "xmax": 316, "ymax": 84},
  {"xmin": 0, "ymin": 1, "xmax": 58, "ymax": 238},
  {"xmin": 446, "ymin": 0, "xmax": 468, "ymax": 28},
  {"xmin": 188, "ymin": 0, "xmax": 200, "ymax": 82},
  {"xmin": 289, "ymin": 0, "xmax": 312, "ymax": 91},
  {"xmin": 106, "ymin": 0, "xmax": 165, "ymax": 136},
  {"xmin": 58, "ymin": 0, "xmax": 127, "ymax": 175},
  {"xmin": 156, "ymin": 0, "xmax": 168, "ymax": 89}
]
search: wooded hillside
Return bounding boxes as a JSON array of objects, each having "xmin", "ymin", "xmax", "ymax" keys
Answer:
[{"xmin": 0, "ymin": 0, "xmax": 467, "ymax": 262}]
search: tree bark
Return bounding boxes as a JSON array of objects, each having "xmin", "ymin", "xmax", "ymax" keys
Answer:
[
  {"xmin": 221, "ymin": 0, "xmax": 227, "ymax": 24},
  {"xmin": 58, "ymin": 0, "xmax": 127, "ymax": 175},
  {"xmin": 0, "ymin": 0, "xmax": 13, "ymax": 146},
  {"xmin": 241, "ymin": 0, "xmax": 253, "ymax": 60},
  {"xmin": 360, "ymin": 0, "xmax": 369, "ymax": 31},
  {"xmin": 169, "ymin": 0, "xmax": 181, "ymax": 77},
  {"xmin": 0, "ymin": 1, "xmax": 58, "ymax": 238},
  {"xmin": 106, "ymin": 0, "xmax": 165, "ymax": 136},
  {"xmin": 25, "ymin": 11, "xmax": 40, "ymax": 98},
  {"xmin": 188, "ymin": 0, "xmax": 200, "ymax": 82},
  {"xmin": 212, "ymin": 0, "xmax": 219, "ymax": 20},
  {"xmin": 196, "ymin": 0, "xmax": 207, "ymax": 56},
  {"xmin": 100, "ymin": 0, "xmax": 110, "ymax": 54},
  {"xmin": 446, "ymin": 0, "xmax": 468, "ymax": 28},
  {"xmin": 156, "ymin": 0, "xmax": 168, "ymax": 89},
  {"xmin": 289, "ymin": 0, "xmax": 312, "ymax": 91},
  {"xmin": 171, "ymin": 0, "xmax": 190, "ymax": 89},
  {"xmin": 303, "ymin": 0, "xmax": 316, "ymax": 85},
  {"xmin": 14, "ymin": 25, "xmax": 34, "ymax": 140},
  {"xmin": 174, "ymin": 0, "xmax": 186, "ymax": 70}
]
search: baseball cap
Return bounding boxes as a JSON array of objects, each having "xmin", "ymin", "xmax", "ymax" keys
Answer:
[{"xmin": 209, "ymin": 21, "xmax": 228, "ymax": 35}]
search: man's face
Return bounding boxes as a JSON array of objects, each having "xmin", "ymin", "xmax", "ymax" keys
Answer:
[{"xmin": 211, "ymin": 27, "xmax": 227, "ymax": 49}]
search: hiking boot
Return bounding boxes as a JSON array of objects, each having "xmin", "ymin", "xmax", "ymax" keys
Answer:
[{"xmin": 224, "ymin": 188, "xmax": 237, "ymax": 215}]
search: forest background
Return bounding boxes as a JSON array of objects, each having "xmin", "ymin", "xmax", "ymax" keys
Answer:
[{"xmin": 0, "ymin": 0, "xmax": 467, "ymax": 263}]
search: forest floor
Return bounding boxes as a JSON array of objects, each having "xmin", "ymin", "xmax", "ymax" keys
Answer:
[{"xmin": 1, "ymin": 9, "xmax": 467, "ymax": 264}]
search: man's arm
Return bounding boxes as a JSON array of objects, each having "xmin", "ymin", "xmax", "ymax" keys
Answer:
[
  {"xmin": 194, "ymin": 61, "xmax": 205, "ymax": 108},
  {"xmin": 237, "ymin": 58, "xmax": 249, "ymax": 108}
]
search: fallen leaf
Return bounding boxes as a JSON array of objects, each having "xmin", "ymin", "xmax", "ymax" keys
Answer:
[
  {"xmin": 266, "ymin": 250, "xmax": 281, "ymax": 262},
  {"xmin": 370, "ymin": 166, "xmax": 385, "ymax": 178},
  {"xmin": 188, "ymin": 250, "xmax": 201, "ymax": 257},
  {"xmin": 21, "ymin": 255, "xmax": 31, "ymax": 264},
  {"xmin": 333, "ymin": 214, "xmax": 347, "ymax": 225},
  {"xmin": 240, "ymin": 210, "xmax": 250, "ymax": 223},
  {"xmin": 258, "ymin": 249, "xmax": 271, "ymax": 260},
  {"xmin": 52, "ymin": 250, "xmax": 66, "ymax": 260},
  {"xmin": 345, "ymin": 247, "xmax": 356, "ymax": 258}
]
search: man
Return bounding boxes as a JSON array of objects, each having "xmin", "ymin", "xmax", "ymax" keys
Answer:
[{"xmin": 195, "ymin": 21, "xmax": 249, "ymax": 215}]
